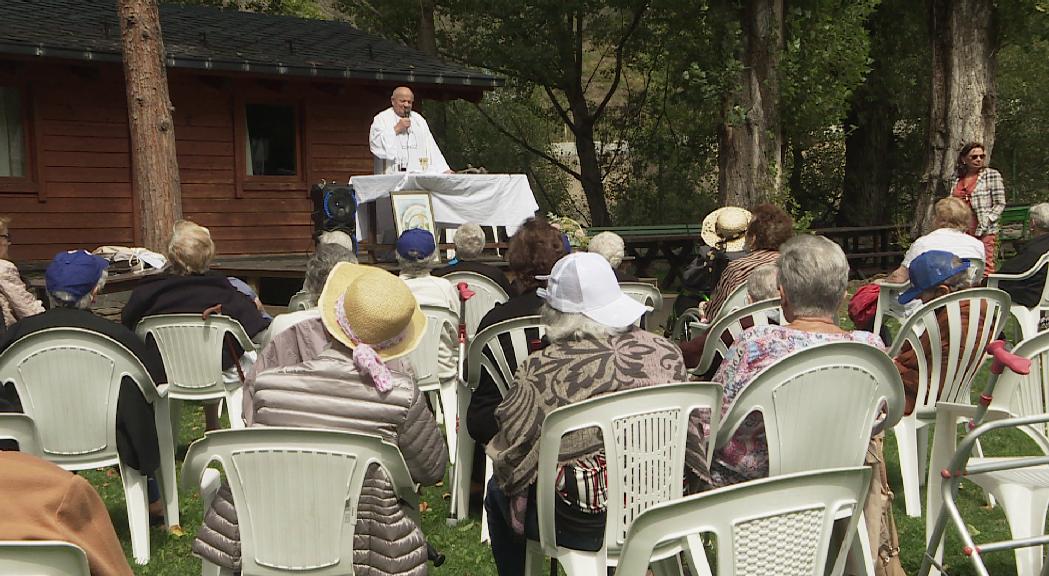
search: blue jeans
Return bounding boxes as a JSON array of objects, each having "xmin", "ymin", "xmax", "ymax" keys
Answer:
[{"xmin": 484, "ymin": 479, "xmax": 604, "ymax": 576}]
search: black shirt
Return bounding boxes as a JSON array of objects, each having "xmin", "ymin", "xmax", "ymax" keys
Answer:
[{"xmin": 998, "ymin": 233, "xmax": 1049, "ymax": 308}]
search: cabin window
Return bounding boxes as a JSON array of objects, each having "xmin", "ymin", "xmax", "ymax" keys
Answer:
[
  {"xmin": 244, "ymin": 103, "xmax": 297, "ymax": 176},
  {"xmin": 0, "ymin": 87, "xmax": 25, "ymax": 178}
]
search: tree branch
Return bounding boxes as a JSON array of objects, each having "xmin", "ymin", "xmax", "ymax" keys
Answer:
[
  {"xmin": 593, "ymin": 2, "xmax": 649, "ymax": 123},
  {"xmin": 470, "ymin": 101, "xmax": 584, "ymax": 181},
  {"xmin": 542, "ymin": 84, "xmax": 576, "ymax": 133}
]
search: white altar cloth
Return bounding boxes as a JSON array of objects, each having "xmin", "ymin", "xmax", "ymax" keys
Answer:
[{"xmin": 351, "ymin": 173, "xmax": 539, "ymax": 227}]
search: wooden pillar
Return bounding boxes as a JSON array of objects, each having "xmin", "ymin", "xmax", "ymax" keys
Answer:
[{"xmin": 117, "ymin": 0, "xmax": 182, "ymax": 251}]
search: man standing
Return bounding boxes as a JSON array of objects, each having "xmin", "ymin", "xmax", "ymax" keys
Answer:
[{"xmin": 369, "ymin": 86, "xmax": 451, "ymax": 174}]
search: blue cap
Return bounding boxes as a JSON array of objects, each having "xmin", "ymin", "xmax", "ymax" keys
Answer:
[
  {"xmin": 45, "ymin": 250, "xmax": 109, "ymax": 300},
  {"xmin": 396, "ymin": 228, "xmax": 436, "ymax": 260},
  {"xmin": 898, "ymin": 250, "xmax": 971, "ymax": 305}
]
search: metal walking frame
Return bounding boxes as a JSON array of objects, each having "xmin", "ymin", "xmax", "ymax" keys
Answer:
[{"xmin": 919, "ymin": 340, "xmax": 1039, "ymax": 576}]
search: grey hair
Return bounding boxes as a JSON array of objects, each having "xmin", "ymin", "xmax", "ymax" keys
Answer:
[
  {"xmin": 49, "ymin": 270, "xmax": 108, "ymax": 310},
  {"xmin": 397, "ymin": 252, "xmax": 438, "ymax": 278},
  {"xmin": 540, "ymin": 302, "xmax": 627, "ymax": 343},
  {"xmin": 588, "ymin": 231, "xmax": 626, "ymax": 268},
  {"xmin": 1030, "ymin": 203, "xmax": 1049, "ymax": 233},
  {"xmin": 317, "ymin": 230, "xmax": 356, "ymax": 252},
  {"xmin": 304, "ymin": 244, "xmax": 356, "ymax": 306},
  {"xmin": 777, "ymin": 234, "xmax": 850, "ymax": 318},
  {"xmin": 453, "ymin": 223, "xmax": 486, "ymax": 260},
  {"xmin": 746, "ymin": 263, "xmax": 779, "ymax": 302}
]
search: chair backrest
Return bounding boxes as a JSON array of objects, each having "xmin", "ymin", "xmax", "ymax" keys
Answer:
[
  {"xmin": 716, "ymin": 341, "xmax": 905, "ymax": 474},
  {"xmin": 875, "ymin": 260, "xmax": 988, "ymax": 337},
  {"xmin": 441, "ymin": 271, "xmax": 509, "ymax": 340},
  {"xmin": 404, "ymin": 304, "xmax": 459, "ymax": 387},
  {"xmin": 0, "ymin": 413, "xmax": 41, "ymax": 455},
  {"xmin": 287, "ymin": 290, "xmax": 312, "ymax": 312},
  {"xmin": 720, "ymin": 282, "xmax": 749, "ymax": 317},
  {"xmin": 181, "ymin": 427, "xmax": 418, "ymax": 576},
  {"xmin": 535, "ymin": 382, "xmax": 723, "ymax": 557},
  {"xmin": 135, "ymin": 314, "xmax": 256, "ymax": 398},
  {"xmin": 886, "ymin": 287, "xmax": 1009, "ymax": 416},
  {"xmin": 619, "ymin": 282, "xmax": 663, "ymax": 328},
  {"xmin": 0, "ymin": 541, "xmax": 91, "ymax": 576},
  {"xmin": 466, "ymin": 315, "xmax": 545, "ymax": 396},
  {"xmin": 614, "ymin": 467, "xmax": 872, "ymax": 576},
  {"xmin": 987, "ymin": 329, "xmax": 1049, "ymax": 454},
  {"xmin": 692, "ymin": 298, "xmax": 780, "ymax": 377},
  {"xmin": 0, "ymin": 327, "xmax": 160, "ymax": 469},
  {"xmin": 989, "ymin": 251, "xmax": 1049, "ymax": 310}
]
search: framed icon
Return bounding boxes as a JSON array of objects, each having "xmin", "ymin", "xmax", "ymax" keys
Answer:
[{"xmin": 390, "ymin": 191, "xmax": 437, "ymax": 236}]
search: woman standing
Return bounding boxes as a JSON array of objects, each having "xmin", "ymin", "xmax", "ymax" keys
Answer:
[
  {"xmin": 949, "ymin": 142, "xmax": 1006, "ymax": 273},
  {"xmin": 0, "ymin": 216, "xmax": 44, "ymax": 328}
]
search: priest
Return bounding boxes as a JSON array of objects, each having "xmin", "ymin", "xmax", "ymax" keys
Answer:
[{"xmin": 369, "ymin": 86, "xmax": 451, "ymax": 174}]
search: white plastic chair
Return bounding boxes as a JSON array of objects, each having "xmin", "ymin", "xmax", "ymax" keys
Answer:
[
  {"xmin": 0, "ymin": 541, "xmax": 90, "ymax": 576},
  {"xmin": 453, "ymin": 315, "xmax": 545, "ymax": 536},
  {"xmin": 286, "ymin": 290, "xmax": 312, "ymax": 312},
  {"xmin": 0, "ymin": 327, "xmax": 179, "ymax": 565},
  {"xmin": 690, "ymin": 297, "xmax": 779, "ymax": 377},
  {"xmin": 988, "ymin": 251, "xmax": 1049, "ymax": 340},
  {"xmin": 619, "ymin": 281, "xmax": 663, "ymax": 329},
  {"xmin": 614, "ymin": 467, "xmax": 872, "ymax": 576},
  {"xmin": 441, "ymin": 270, "xmax": 509, "ymax": 341},
  {"xmin": 0, "ymin": 412, "xmax": 41, "ymax": 455},
  {"xmin": 182, "ymin": 427, "xmax": 419, "ymax": 576},
  {"xmin": 526, "ymin": 382, "xmax": 723, "ymax": 575},
  {"xmin": 874, "ymin": 260, "xmax": 986, "ymax": 340},
  {"xmin": 887, "ymin": 287, "xmax": 1009, "ymax": 518},
  {"xmin": 404, "ymin": 304, "xmax": 461, "ymax": 467},
  {"xmin": 924, "ymin": 330, "xmax": 1049, "ymax": 576},
  {"xmin": 135, "ymin": 313, "xmax": 258, "ymax": 430},
  {"xmin": 685, "ymin": 283, "xmax": 749, "ymax": 343},
  {"xmin": 715, "ymin": 341, "xmax": 906, "ymax": 576}
]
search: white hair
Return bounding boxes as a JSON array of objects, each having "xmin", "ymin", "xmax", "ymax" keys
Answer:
[
  {"xmin": 453, "ymin": 223, "xmax": 486, "ymax": 260},
  {"xmin": 317, "ymin": 230, "xmax": 356, "ymax": 252},
  {"xmin": 746, "ymin": 264, "xmax": 779, "ymax": 302},
  {"xmin": 1030, "ymin": 203, "xmax": 1049, "ymax": 233},
  {"xmin": 777, "ymin": 235, "xmax": 850, "ymax": 318},
  {"xmin": 541, "ymin": 303, "xmax": 627, "ymax": 343},
  {"xmin": 49, "ymin": 270, "xmax": 108, "ymax": 310},
  {"xmin": 588, "ymin": 231, "xmax": 626, "ymax": 268}
]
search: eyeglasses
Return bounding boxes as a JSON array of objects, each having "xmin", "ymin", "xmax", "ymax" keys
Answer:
[
  {"xmin": 0, "ymin": 234, "xmax": 9, "ymax": 241},
  {"xmin": 969, "ymin": 154, "xmax": 986, "ymax": 160}
]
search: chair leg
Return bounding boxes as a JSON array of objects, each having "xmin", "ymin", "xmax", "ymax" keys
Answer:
[
  {"xmin": 555, "ymin": 548, "xmax": 606, "ymax": 576},
  {"xmin": 118, "ymin": 461, "xmax": 151, "ymax": 565},
  {"xmin": 438, "ymin": 379, "xmax": 458, "ymax": 467},
  {"xmin": 226, "ymin": 387, "xmax": 245, "ymax": 429},
  {"xmin": 683, "ymin": 534, "xmax": 714, "ymax": 576},
  {"xmin": 450, "ymin": 384, "xmax": 475, "ymax": 522},
  {"xmin": 917, "ymin": 425, "xmax": 929, "ymax": 487},
  {"xmin": 997, "ymin": 485, "xmax": 1049, "ymax": 576},
  {"xmin": 199, "ymin": 557, "xmax": 231, "ymax": 576},
  {"xmin": 894, "ymin": 419, "xmax": 922, "ymax": 517},
  {"xmin": 153, "ymin": 396, "xmax": 181, "ymax": 529},
  {"xmin": 480, "ymin": 456, "xmax": 494, "ymax": 543},
  {"xmin": 524, "ymin": 540, "xmax": 547, "ymax": 576},
  {"xmin": 651, "ymin": 555, "xmax": 684, "ymax": 576}
]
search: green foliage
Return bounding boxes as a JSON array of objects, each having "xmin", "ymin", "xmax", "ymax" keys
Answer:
[
  {"xmin": 994, "ymin": 38, "xmax": 1049, "ymax": 203},
  {"xmin": 172, "ymin": 0, "xmax": 330, "ymax": 19}
]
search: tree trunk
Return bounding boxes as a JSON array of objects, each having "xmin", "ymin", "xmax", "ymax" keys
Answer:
[
  {"xmin": 118, "ymin": 0, "xmax": 181, "ymax": 251},
  {"xmin": 417, "ymin": 0, "xmax": 438, "ymax": 57},
  {"xmin": 718, "ymin": 0, "xmax": 783, "ymax": 208},
  {"xmin": 914, "ymin": 0, "xmax": 996, "ymax": 236},
  {"xmin": 840, "ymin": 99, "xmax": 896, "ymax": 226}
]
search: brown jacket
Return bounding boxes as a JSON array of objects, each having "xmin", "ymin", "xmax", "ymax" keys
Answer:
[{"xmin": 0, "ymin": 451, "xmax": 133, "ymax": 576}]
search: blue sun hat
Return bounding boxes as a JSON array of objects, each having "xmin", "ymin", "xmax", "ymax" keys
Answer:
[{"xmin": 898, "ymin": 250, "xmax": 970, "ymax": 305}]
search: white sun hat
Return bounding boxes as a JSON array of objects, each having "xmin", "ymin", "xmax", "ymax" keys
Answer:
[{"xmin": 537, "ymin": 252, "xmax": 649, "ymax": 328}]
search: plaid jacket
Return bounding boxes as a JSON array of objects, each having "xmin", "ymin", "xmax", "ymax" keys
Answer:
[{"xmin": 950, "ymin": 167, "xmax": 1006, "ymax": 236}]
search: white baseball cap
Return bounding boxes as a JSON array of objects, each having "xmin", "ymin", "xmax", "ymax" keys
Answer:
[{"xmin": 537, "ymin": 252, "xmax": 649, "ymax": 328}]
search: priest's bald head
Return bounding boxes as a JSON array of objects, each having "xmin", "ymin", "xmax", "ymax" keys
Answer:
[{"xmin": 391, "ymin": 86, "xmax": 414, "ymax": 117}]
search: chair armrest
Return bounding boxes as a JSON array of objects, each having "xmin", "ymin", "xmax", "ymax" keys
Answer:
[
  {"xmin": 200, "ymin": 468, "xmax": 222, "ymax": 509},
  {"xmin": 874, "ymin": 279, "xmax": 909, "ymax": 290}
]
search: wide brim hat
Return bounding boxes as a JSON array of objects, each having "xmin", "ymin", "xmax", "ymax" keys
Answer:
[
  {"xmin": 318, "ymin": 262, "xmax": 427, "ymax": 361},
  {"xmin": 701, "ymin": 206, "xmax": 752, "ymax": 251}
]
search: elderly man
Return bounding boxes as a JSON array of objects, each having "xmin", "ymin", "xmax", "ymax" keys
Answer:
[
  {"xmin": 369, "ymin": 86, "xmax": 451, "ymax": 174},
  {"xmin": 0, "ymin": 250, "xmax": 167, "ymax": 513},
  {"xmin": 434, "ymin": 223, "xmax": 512, "ymax": 294},
  {"xmin": 997, "ymin": 202, "xmax": 1049, "ymax": 308}
]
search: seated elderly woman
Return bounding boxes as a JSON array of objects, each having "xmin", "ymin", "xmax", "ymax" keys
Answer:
[
  {"xmin": 467, "ymin": 216, "xmax": 566, "ymax": 445},
  {"xmin": 703, "ymin": 203, "xmax": 794, "ymax": 321},
  {"xmin": 434, "ymin": 222, "xmax": 512, "ymax": 294},
  {"xmin": 886, "ymin": 196, "xmax": 985, "ymax": 284},
  {"xmin": 122, "ymin": 220, "xmax": 271, "ymax": 430},
  {"xmin": 194, "ymin": 263, "xmax": 447, "ymax": 574},
  {"xmin": 0, "ymin": 215, "xmax": 44, "ymax": 329},
  {"xmin": 485, "ymin": 252, "xmax": 696, "ymax": 576},
  {"xmin": 588, "ymin": 230, "xmax": 637, "ymax": 281}
]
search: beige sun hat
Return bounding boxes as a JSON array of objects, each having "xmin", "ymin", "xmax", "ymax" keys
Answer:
[
  {"xmin": 701, "ymin": 206, "xmax": 752, "ymax": 251},
  {"xmin": 318, "ymin": 262, "xmax": 426, "ymax": 361}
]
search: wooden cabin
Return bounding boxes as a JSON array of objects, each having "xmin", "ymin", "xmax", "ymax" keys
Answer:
[{"xmin": 0, "ymin": 0, "xmax": 497, "ymax": 262}]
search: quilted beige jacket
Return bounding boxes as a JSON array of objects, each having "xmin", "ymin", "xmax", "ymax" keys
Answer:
[
  {"xmin": 0, "ymin": 259, "xmax": 43, "ymax": 327},
  {"xmin": 193, "ymin": 344, "xmax": 448, "ymax": 575}
]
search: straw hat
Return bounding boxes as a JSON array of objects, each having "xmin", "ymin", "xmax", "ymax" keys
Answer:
[
  {"xmin": 701, "ymin": 207, "xmax": 752, "ymax": 251},
  {"xmin": 318, "ymin": 262, "xmax": 426, "ymax": 361}
]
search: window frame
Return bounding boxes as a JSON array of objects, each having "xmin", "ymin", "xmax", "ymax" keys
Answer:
[
  {"xmin": 233, "ymin": 94, "xmax": 306, "ymax": 197},
  {"xmin": 0, "ymin": 82, "xmax": 41, "ymax": 196}
]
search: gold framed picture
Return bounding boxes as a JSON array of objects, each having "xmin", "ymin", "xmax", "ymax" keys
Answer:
[{"xmin": 390, "ymin": 190, "xmax": 437, "ymax": 237}]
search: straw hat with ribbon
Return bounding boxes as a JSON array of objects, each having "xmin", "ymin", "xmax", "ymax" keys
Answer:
[
  {"xmin": 700, "ymin": 207, "xmax": 752, "ymax": 252},
  {"xmin": 319, "ymin": 262, "xmax": 427, "ymax": 391}
]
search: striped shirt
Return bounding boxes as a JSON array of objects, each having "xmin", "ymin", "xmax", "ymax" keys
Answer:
[{"xmin": 703, "ymin": 250, "xmax": 781, "ymax": 320}]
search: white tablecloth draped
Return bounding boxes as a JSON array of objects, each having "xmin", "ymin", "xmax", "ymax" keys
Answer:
[{"xmin": 350, "ymin": 173, "xmax": 539, "ymax": 228}]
